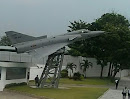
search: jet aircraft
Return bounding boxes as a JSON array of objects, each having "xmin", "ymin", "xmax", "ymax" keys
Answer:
[{"xmin": 5, "ymin": 29, "xmax": 106, "ymax": 58}]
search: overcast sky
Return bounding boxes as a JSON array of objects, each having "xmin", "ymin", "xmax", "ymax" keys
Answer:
[{"xmin": 0, "ymin": 0, "xmax": 130, "ymax": 37}]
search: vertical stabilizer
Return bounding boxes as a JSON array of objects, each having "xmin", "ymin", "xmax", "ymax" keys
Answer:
[{"xmin": 5, "ymin": 31, "xmax": 36, "ymax": 45}]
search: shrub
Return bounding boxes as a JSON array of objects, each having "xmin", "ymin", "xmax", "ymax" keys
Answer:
[
  {"xmin": 73, "ymin": 72, "xmax": 83, "ymax": 80},
  {"xmin": 5, "ymin": 82, "xmax": 27, "ymax": 88},
  {"xmin": 61, "ymin": 69, "xmax": 68, "ymax": 78}
]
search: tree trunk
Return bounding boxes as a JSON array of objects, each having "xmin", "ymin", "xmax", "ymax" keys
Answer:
[
  {"xmin": 112, "ymin": 71, "xmax": 118, "ymax": 79},
  {"xmin": 70, "ymin": 71, "xmax": 71, "ymax": 78},
  {"xmin": 100, "ymin": 66, "xmax": 104, "ymax": 79},
  {"xmin": 111, "ymin": 70, "xmax": 118, "ymax": 82},
  {"xmin": 108, "ymin": 62, "xmax": 112, "ymax": 77},
  {"xmin": 69, "ymin": 70, "xmax": 72, "ymax": 78},
  {"xmin": 110, "ymin": 64, "xmax": 114, "ymax": 77},
  {"xmin": 111, "ymin": 66, "xmax": 119, "ymax": 81},
  {"xmin": 84, "ymin": 71, "xmax": 87, "ymax": 78}
]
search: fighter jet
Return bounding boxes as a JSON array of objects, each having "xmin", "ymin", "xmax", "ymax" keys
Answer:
[{"xmin": 5, "ymin": 29, "xmax": 106, "ymax": 58}]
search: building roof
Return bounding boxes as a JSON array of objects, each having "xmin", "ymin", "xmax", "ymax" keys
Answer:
[{"xmin": 0, "ymin": 46, "xmax": 16, "ymax": 52}]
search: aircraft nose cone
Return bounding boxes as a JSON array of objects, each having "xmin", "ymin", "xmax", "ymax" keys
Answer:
[{"xmin": 81, "ymin": 31, "xmax": 106, "ymax": 39}]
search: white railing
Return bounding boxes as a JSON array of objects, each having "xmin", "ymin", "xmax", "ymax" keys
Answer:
[{"xmin": 0, "ymin": 51, "xmax": 32, "ymax": 63}]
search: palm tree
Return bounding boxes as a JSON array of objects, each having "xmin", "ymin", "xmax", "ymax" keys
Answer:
[
  {"xmin": 67, "ymin": 20, "xmax": 88, "ymax": 32},
  {"xmin": 66, "ymin": 63, "xmax": 77, "ymax": 78},
  {"xmin": 80, "ymin": 59, "xmax": 92, "ymax": 78},
  {"xmin": 97, "ymin": 59, "xmax": 107, "ymax": 78}
]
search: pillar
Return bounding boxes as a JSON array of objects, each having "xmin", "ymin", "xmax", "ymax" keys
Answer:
[{"xmin": 0, "ymin": 67, "xmax": 6, "ymax": 91}]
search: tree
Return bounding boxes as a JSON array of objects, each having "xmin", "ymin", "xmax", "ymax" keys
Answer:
[
  {"xmin": 66, "ymin": 63, "xmax": 77, "ymax": 78},
  {"xmin": 87, "ymin": 13, "xmax": 130, "ymax": 79},
  {"xmin": 87, "ymin": 12, "xmax": 130, "ymax": 31},
  {"xmin": 97, "ymin": 58, "xmax": 107, "ymax": 78},
  {"xmin": 67, "ymin": 20, "xmax": 89, "ymax": 57},
  {"xmin": 67, "ymin": 12, "xmax": 130, "ymax": 79},
  {"xmin": 0, "ymin": 36, "xmax": 12, "ymax": 46},
  {"xmin": 80, "ymin": 59, "xmax": 92, "ymax": 78},
  {"xmin": 67, "ymin": 20, "xmax": 88, "ymax": 32},
  {"xmin": 61, "ymin": 69, "xmax": 68, "ymax": 78}
]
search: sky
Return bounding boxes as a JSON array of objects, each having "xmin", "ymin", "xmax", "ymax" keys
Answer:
[{"xmin": 0, "ymin": 0, "xmax": 130, "ymax": 37}]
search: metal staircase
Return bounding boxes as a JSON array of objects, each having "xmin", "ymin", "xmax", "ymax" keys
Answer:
[{"xmin": 38, "ymin": 48, "xmax": 65, "ymax": 88}]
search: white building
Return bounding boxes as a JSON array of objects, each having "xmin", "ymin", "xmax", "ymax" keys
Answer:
[{"xmin": 0, "ymin": 46, "xmax": 36, "ymax": 91}]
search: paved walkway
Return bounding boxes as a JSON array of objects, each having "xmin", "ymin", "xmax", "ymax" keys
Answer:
[
  {"xmin": 99, "ymin": 89, "xmax": 124, "ymax": 99},
  {"xmin": 99, "ymin": 76, "xmax": 130, "ymax": 99},
  {"xmin": 0, "ymin": 90, "xmax": 39, "ymax": 99}
]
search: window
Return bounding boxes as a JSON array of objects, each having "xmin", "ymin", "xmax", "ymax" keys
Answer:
[{"xmin": 6, "ymin": 67, "xmax": 26, "ymax": 80}]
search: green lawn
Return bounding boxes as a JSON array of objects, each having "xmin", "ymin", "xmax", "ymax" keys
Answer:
[
  {"xmin": 7, "ymin": 78, "xmax": 112, "ymax": 99},
  {"xmin": 29, "ymin": 78, "xmax": 113, "ymax": 86},
  {"xmin": 8, "ymin": 85, "xmax": 108, "ymax": 99},
  {"xmin": 59, "ymin": 78, "xmax": 113, "ymax": 85}
]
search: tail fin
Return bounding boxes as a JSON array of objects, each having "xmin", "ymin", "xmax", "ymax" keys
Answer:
[
  {"xmin": 5, "ymin": 31, "xmax": 36, "ymax": 45},
  {"xmin": 5, "ymin": 31, "xmax": 47, "ymax": 45}
]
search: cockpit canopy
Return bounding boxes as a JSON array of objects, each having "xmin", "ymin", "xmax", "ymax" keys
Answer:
[{"xmin": 65, "ymin": 29, "xmax": 89, "ymax": 35}]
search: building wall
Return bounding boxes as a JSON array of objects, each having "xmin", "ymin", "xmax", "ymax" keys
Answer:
[
  {"xmin": 29, "ymin": 67, "xmax": 43, "ymax": 80},
  {"xmin": 62, "ymin": 55, "xmax": 110, "ymax": 77},
  {"xmin": 116, "ymin": 69, "xmax": 130, "ymax": 78},
  {"xmin": 29, "ymin": 55, "xmax": 130, "ymax": 80},
  {"xmin": 62, "ymin": 55, "xmax": 130, "ymax": 77}
]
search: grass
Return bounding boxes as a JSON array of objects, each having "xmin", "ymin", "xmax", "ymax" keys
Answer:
[
  {"xmin": 29, "ymin": 78, "xmax": 113, "ymax": 86},
  {"xmin": 8, "ymin": 85, "xmax": 108, "ymax": 99},
  {"xmin": 59, "ymin": 78, "xmax": 113, "ymax": 85},
  {"xmin": 7, "ymin": 78, "xmax": 112, "ymax": 99}
]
